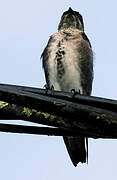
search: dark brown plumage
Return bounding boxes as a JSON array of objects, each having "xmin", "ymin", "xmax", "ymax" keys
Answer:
[{"xmin": 41, "ymin": 7, "xmax": 93, "ymax": 166}]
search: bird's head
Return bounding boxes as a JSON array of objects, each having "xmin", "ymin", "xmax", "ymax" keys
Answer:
[{"xmin": 58, "ymin": 8, "xmax": 84, "ymax": 31}]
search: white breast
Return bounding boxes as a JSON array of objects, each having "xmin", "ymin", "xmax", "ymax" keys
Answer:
[{"xmin": 47, "ymin": 30, "xmax": 83, "ymax": 94}]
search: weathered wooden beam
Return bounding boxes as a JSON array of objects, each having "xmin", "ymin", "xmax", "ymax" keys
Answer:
[
  {"xmin": 0, "ymin": 122, "xmax": 79, "ymax": 136},
  {"xmin": 0, "ymin": 83, "xmax": 117, "ymax": 138}
]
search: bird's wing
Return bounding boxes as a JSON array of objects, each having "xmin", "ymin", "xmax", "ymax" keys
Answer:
[
  {"xmin": 63, "ymin": 31, "xmax": 93, "ymax": 166},
  {"xmin": 78, "ymin": 32, "xmax": 93, "ymax": 95},
  {"xmin": 41, "ymin": 36, "xmax": 54, "ymax": 87}
]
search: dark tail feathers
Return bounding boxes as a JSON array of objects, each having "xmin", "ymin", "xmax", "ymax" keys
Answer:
[{"xmin": 63, "ymin": 136, "xmax": 88, "ymax": 166}]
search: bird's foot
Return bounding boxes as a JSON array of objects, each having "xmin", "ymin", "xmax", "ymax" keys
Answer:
[
  {"xmin": 43, "ymin": 84, "xmax": 54, "ymax": 95},
  {"xmin": 71, "ymin": 89, "xmax": 81, "ymax": 98},
  {"xmin": 43, "ymin": 84, "xmax": 49, "ymax": 94},
  {"xmin": 50, "ymin": 85, "xmax": 54, "ymax": 95}
]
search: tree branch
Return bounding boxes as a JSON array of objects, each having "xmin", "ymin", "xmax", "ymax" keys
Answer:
[
  {"xmin": 0, "ymin": 123, "xmax": 80, "ymax": 136},
  {"xmin": 0, "ymin": 84, "xmax": 117, "ymax": 138},
  {"xmin": 0, "ymin": 101, "xmax": 116, "ymax": 138},
  {"xmin": 0, "ymin": 83, "xmax": 116, "ymax": 112}
]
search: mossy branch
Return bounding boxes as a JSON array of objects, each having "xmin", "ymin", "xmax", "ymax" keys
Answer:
[{"xmin": 0, "ymin": 84, "xmax": 117, "ymax": 138}]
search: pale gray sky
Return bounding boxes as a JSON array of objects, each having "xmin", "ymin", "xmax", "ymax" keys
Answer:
[{"xmin": 0, "ymin": 0, "xmax": 117, "ymax": 179}]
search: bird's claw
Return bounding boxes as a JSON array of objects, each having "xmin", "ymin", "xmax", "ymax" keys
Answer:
[
  {"xmin": 71, "ymin": 89, "xmax": 81, "ymax": 98},
  {"xmin": 43, "ymin": 84, "xmax": 49, "ymax": 94},
  {"xmin": 50, "ymin": 85, "xmax": 54, "ymax": 95},
  {"xmin": 43, "ymin": 84, "xmax": 54, "ymax": 95}
]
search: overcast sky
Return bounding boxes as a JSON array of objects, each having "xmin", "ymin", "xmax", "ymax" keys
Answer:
[{"xmin": 0, "ymin": 0, "xmax": 117, "ymax": 179}]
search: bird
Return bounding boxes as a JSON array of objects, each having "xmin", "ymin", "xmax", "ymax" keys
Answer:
[{"xmin": 41, "ymin": 7, "xmax": 93, "ymax": 166}]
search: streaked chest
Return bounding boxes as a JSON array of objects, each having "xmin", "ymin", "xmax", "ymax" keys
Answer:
[{"xmin": 47, "ymin": 31, "xmax": 83, "ymax": 92}]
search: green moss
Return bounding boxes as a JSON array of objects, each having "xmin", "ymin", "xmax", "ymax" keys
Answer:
[
  {"xmin": 23, "ymin": 107, "xmax": 32, "ymax": 117},
  {"xmin": 0, "ymin": 101, "xmax": 8, "ymax": 108}
]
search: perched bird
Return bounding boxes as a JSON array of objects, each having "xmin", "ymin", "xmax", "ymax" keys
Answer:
[{"xmin": 41, "ymin": 7, "xmax": 93, "ymax": 166}]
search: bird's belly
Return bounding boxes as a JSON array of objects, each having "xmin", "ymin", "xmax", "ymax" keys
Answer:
[
  {"xmin": 59, "ymin": 62, "xmax": 82, "ymax": 92},
  {"xmin": 48, "ymin": 52, "xmax": 83, "ymax": 93}
]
